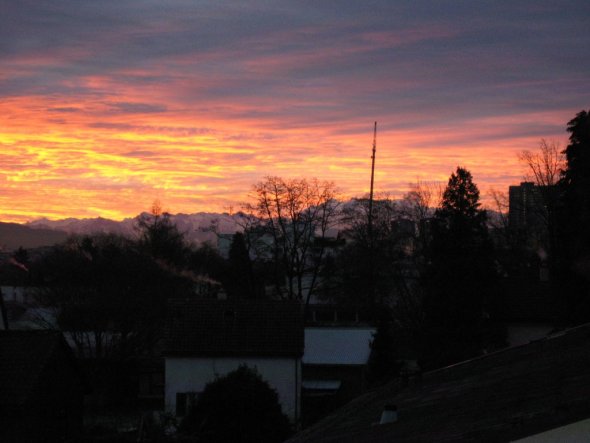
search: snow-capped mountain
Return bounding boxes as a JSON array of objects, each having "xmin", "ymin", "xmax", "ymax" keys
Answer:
[{"xmin": 25, "ymin": 212, "xmax": 245, "ymax": 245}]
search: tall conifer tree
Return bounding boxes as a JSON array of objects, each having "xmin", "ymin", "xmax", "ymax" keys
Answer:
[{"xmin": 423, "ymin": 167, "xmax": 501, "ymax": 368}]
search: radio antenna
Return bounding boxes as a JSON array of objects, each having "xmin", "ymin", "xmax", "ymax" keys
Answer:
[{"xmin": 367, "ymin": 121, "xmax": 377, "ymax": 243}]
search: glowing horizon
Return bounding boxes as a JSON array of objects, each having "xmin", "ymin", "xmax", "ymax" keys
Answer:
[{"xmin": 1, "ymin": 1, "xmax": 588, "ymax": 223}]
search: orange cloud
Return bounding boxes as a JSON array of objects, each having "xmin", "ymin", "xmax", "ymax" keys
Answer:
[
  {"xmin": 0, "ymin": 89, "xmax": 573, "ymax": 224},
  {"xmin": 1, "ymin": 1, "xmax": 587, "ymax": 223}
]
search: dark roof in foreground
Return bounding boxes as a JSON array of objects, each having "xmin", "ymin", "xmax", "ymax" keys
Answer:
[
  {"xmin": 289, "ymin": 323, "xmax": 590, "ymax": 442},
  {"xmin": 164, "ymin": 298, "xmax": 304, "ymax": 358},
  {"xmin": 0, "ymin": 330, "xmax": 75, "ymax": 408}
]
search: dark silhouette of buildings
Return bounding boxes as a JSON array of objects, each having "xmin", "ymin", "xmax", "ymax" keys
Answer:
[{"xmin": 508, "ymin": 182, "xmax": 545, "ymax": 231}]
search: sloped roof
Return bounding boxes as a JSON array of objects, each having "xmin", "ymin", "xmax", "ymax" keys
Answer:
[
  {"xmin": 0, "ymin": 330, "xmax": 73, "ymax": 408},
  {"xmin": 164, "ymin": 299, "xmax": 304, "ymax": 358},
  {"xmin": 289, "ymin": 323, "xmax": 590, "ymax": 442},
  {"xmin": 303, "ymin": 327, "xmax": 374, "ymax": 365}
]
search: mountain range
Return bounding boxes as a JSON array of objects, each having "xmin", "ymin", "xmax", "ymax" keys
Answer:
[
  {"xmin": 0, "ymin": 212, "xmax": 244, "ymax": 251},
  {"xmin": 1, "ymin": 204, "xmax": 504, "ymax": 252}
]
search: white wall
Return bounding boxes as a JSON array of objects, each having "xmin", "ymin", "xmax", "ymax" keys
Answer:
[
  {"xmin": 512, "ymin": 417, "xmax": 590, "ymax": 442},
  {"xmin": 165, "ymin": 356, "xmax": 301, "ymax": 422}
]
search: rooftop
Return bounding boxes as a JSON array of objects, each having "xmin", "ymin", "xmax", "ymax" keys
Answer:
[
  {"xmin": 303, "ymin": 327, "xmax": 374, "ymax": 366},
  {"xmin": 164, "ymin": 298, "xmax": 304, "ymax": 358},
  {"xmin": 289, "ymin": 323, "xmax": 590, "ymax": 442}
]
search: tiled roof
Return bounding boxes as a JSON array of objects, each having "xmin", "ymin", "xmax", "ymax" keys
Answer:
[
  {"xmin": 289, "ymin": 323, "xmax": 590, "ymax": 442},
  {"xmin": 164, "ymin": 299, "xmax": 304, "ymax": 358},
  {"xmin": 0, "ymin": 330, "xmax": 65, "ymax": 408}
]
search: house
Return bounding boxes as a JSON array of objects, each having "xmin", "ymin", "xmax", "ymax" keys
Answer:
[
  {"xmin": 163, "ymin": 298, "xmax": 304, "ymax": 422},
  {"xmin": 0, "ymin": 330, "xmax": 87, "ymax": 442},
  {"xmin": 288, "ymin": 323, "xmax": 590, "ymax": 442},
  {"xmin": 302, "ymin": 325, "xmax": 375, "ymax": 426}
]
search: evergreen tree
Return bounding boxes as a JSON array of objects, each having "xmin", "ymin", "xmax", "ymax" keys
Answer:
[
  {"xmin": 557, "ymin": 109, "xmax": 590, "ymax": 322},
  {"xmin": 227, "ymin": 232, "xmax": 257, "ymax": 299},
  {"xmin": 560, "ymin": 110, "xmax": 590, "ymax": 257},
  {"xmin": 422, "ymin": 167, "xmax": 501, "ymax": 368},
  {"xmin": 136, "ymin": 201, "xmax": 188, "ymax": 267}
]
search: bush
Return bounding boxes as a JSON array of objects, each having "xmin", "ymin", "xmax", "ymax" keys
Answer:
[{"xmin": 179, "ymin": 365, "xmax": 291, "ymax": 443}]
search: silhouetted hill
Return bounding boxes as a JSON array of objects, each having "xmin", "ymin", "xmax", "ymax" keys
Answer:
[{"xmin": 0, "ymin": 222, "xmax": 68, "ymax": 251}]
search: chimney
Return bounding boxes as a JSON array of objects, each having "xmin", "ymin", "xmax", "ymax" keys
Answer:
[{"xmin": 379, "ymin": 404, "xmax": 398, "ymax": 425}]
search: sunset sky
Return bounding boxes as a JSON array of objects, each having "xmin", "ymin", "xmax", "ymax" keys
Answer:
[{"xmin": 1, "ymin": 1, "xmax": 589, "ymax": 223}]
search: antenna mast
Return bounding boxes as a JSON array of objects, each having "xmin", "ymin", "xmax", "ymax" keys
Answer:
[{"xmin": 368, "ymin": 121, "xmax": 377, "ymax": 242}]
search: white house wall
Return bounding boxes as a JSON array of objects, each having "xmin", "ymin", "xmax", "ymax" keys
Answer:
[{"xmin": 165, "ymin": 356, "xmax": 301, "ymax": 422}]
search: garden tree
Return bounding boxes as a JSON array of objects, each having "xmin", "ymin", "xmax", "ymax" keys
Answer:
[
  {"xmin": 135, "ymin": 200, "xmax": 189, "ymax": 267},
  {"xmin": 179, "ymin": 365, "xmax": 291, "ymax": 443},
  {"xmin": 518, "ymin": 139, "xmax": 564, "ymax": 257},
  {"xmin": 341, "ymin": 196, "xmax": 399, "ymax": 246},
  {"xmin": 0, "ymin": 247, "xmax": 31, "ymax": 288},
  {"xmin": 35, "ymin": 233, "xmax": 201, "ymax": 404},
  {"xmin": 422, "ymin": 167, "xmax": 503, "ymax": 368},
  {"xmin": 31, "ymin": 233, "xmax": 195, "ymax": 408},
  {"xmin": 137, "ymin": 202, "xmax": 228, "ymax": 298},
  {"xmin": 186, "ymin": 242, "xmax": 228, "ymax": 297},
  {"xmin": 487, "ymin": 188, "xmax": 510, "ymax": 235},
  {"xmin": 33, "ymin": 233, "xmax": 194, "ymax": 359},
  {"xmin": 325, "ymin": 197, "xmax": 411, "ymax": 309},
  {"xmin": 244, "ymin": 176, "xmax": 340, "ymax": 304},
  {"xmin": 366, "ymin": 311, "xmax": 402, "ymax": 387},
  {"xmin": 399, "ymin": 180, "xmax": 443, "ymax": 269},
  {"xmin": 226, "ymin": 232, "xmax": 258, "ymax": 299},
  {"xmin": 557, "ymin": 109, "xmax": 590, "ymax": 322},
  {"xmin": 486, "ymin": 188, "xmax": 531, "ymax": 278},
  {"xmin": 319, "ymin": 194, "xmax": 427, "ymax": 339},
  {"xmin": 400, "ymin": 180, "xmax": 441, "ymax": 233},
  {"xmin": 12, "ymin": 246, "xmax": 30, "ymax": 270},
  {"xmin": 229, "ymin": 212, "xmax": 284, "ymax": 297},
  {"xmin": 519, "ymin": 139, "xmax": 564, "ymax": 189}
]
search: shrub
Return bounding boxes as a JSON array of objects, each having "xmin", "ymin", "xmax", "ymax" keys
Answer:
[{"xmin": 179, "ymin": 365, "xmax": 291, "ymax": 443}]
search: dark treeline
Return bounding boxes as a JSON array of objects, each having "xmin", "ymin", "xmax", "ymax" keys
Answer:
[{"xmin": 5, "ymin": 109, "xmax": 590, "ymax": 403}]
